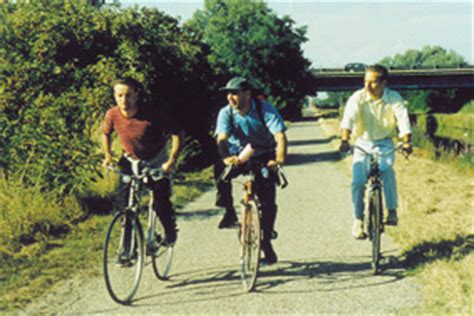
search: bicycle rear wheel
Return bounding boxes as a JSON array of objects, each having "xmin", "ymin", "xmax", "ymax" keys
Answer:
[
  {"xmin": 369, "ymin": 188, "xmax": 382, "ymax": 274},
  {"xmin": 103, "ymin": 211, "xmax": 145, "ymax": 304},
  {"xmin": 151, "ymin": 218, "xmax": 174, "ymax": 280},
  {"xmin": 239, "ymin": 200, "xmax": 261, "ymax": 292}
]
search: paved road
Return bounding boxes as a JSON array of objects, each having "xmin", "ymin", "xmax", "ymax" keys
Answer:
[{"xmin": 24, "ymin": 117, "xmax": 422, "ymax": 314}]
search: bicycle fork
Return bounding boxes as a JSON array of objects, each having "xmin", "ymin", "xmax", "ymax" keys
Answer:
[
  {"xmin": 147, "ymin": 194, "xmax": 158, "ymax": 249},
  {"xmin": 367, "ymin": 181, "xmax": 383, "ymax": 239}
]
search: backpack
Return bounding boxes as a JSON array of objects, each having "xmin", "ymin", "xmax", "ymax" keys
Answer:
[{"xmin": 228, "ymin": 97, "xmax": 269, "ymax": 134}]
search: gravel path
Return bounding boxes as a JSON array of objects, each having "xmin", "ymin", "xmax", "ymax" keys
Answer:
[{"xmin": 22, "ymin": 117, "xmax": 422, "ymax": 314}]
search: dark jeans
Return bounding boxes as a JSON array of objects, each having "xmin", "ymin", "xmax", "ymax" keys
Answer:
[
  {"xmin": 214, "ymin": 157, "xmax": 278, "ymax": 244},
  {"xmin": 117, "ymin": 156, "xmax": 176, "ymax": 251}
]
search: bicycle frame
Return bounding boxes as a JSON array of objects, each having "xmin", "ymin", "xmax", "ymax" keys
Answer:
[
  {"xmin": 103, "ymin": 162, "xmax": 175, "ymax": 304},
  {"xmin": 112, "ymin": 164, "xmax": 167, "ymax": 249},
  {"xmin": 353, "ymin": 142, "xmax": 402, "ymax": 274},
  {"xmin": 220, "ymin": 161, "xmax": 287, "ymax": 291}
]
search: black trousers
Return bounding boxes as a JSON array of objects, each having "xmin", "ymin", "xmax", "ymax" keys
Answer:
[
  {"xmin": 116, "ymin": 156, "xmax": 176, "ymax": 250},
  {"xmin": 214, "ymin": 157, "xmax": 278, "ymax": 244}
]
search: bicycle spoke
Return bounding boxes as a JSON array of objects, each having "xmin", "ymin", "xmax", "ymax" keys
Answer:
[
  {"xmin": 240, "ymin": 201, "xmax": 261, "ymax": 292},
  {"xmin": 103, "ymin": 212, "xmax": 144, "ymax": 304},
  {"xmin": 370, "ymin": 189, "xmax": 382, "ymax": 274},
  {"xmin": 151, "ymin": 219, "xmax": 174, "ymax": 280}
]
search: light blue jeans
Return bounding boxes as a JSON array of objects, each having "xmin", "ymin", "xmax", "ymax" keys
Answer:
[{"xmin": 352, "ymin": 138, "xmax": 398, "ymax": 220}]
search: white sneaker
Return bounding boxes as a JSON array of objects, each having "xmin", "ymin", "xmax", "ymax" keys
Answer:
[{"xmin": 352, "ymin": 219, "xmax": 367, "ymax": 239}]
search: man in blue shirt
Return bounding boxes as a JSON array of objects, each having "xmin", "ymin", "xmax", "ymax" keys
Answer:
[{"xmin": 215, "ymin": 77, "xmax": 287, "ymax": 264}]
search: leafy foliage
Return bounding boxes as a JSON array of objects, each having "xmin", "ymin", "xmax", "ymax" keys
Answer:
[
  {"xmin": 187, "ymin": 0, "xmax": 315, "ymax": 119},
  {"xmin": 0, "ymin": 1, "xmax": 217, "ymax": 194},
  {"xmin": 379, "ymin": 46, "xmax": 466, "ymax": 68},
  {"xmin": 379, "ymin": 46, "xmax": 471, "ymax": 113},
  {"xmin": 458, "ymin": 100, "xmax": 474, "ymax": 114}
]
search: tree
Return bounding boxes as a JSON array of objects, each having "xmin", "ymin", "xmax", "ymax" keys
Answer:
[
  {"xmin": 187, "ymin": 0, "xmax": 315, "ymax": 119},
  {"xmin": 379, "ymin": 45, "xmax": 470, "ymax": 113},
  {"xmin": 379, "ymin": 45, "xmax": 466, "ymax": 68}
]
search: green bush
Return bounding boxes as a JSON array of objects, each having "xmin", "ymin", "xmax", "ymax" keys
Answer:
[
  {"xmin": 458, "ymin": 100, "xmax": 474, "ymax": 114},
  {"xmin": 0, "ymin": 1, "xmax": 217, "ymax": 195},
  {"xmin": 412, "ymin": 113, "xmax": 473, "ymax": 145}
]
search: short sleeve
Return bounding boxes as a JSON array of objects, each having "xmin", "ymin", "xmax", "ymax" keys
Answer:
[
  {"xmin": 215, "ymin": 106, "xmax": 232, "ymax": 136},
  {"xmin": 102, "ymin": 108, "xmax": 114, "ymax": 135},
  {"xmin": 261, "ymin": 101, "xmax": 287, "ymax": 134},
  {"xmin": 393, "ymin": 98, "xmax": 412, "ymax": 136},
  {"xmin": 340, "ymin": 93, "xmax": 358, "ymax": 131}
]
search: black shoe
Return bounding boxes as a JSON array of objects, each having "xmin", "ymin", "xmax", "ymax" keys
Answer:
[
  {"xmin": 261, "ymin": 242, "xmax": 278, "ymax": 265},
  {"xmin": 164, "ymin": 228, "xmax": 177, "ymax": 246},
  {"xmin": 218, "ymin": 211, "xmax": 238, "ymax": 229},
  {"xmin": 116, "ymin": 251, "xmax": 132, "ymax": 266},
  {"xmin": 147, "ymin": 242, "xmax": 158, "ymax": 256}
]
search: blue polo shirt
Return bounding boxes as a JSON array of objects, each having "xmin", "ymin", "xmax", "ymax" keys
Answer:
[{"xmin": 215, "ymin": 99, "xmax": 287, "ymax": 157}]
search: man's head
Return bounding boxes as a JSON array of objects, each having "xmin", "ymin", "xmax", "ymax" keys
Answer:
[
  {"xmin": 112, "ymin": 77, "xmax": 142, "ymax": 118},
  {"xmin": 220, "ymin": 77, "xmax": 252, "ymax": 110},
  {"xmin": 364, "ymin": 64, "xmax": 388, "ymax": 99}
]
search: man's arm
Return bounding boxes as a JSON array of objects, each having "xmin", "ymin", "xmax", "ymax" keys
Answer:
[
  {"xmin": 217, "ymin": 133, "xmax": 239, "ymax": 166},
  {"xmin": 393, "ymin": 98, "xmax": 413, "ymax": 157},
  {"xmin": 401, "ymin": 133, "xmax": 413, "ymax": 157},
  {"xmin": 162, "ymin": 132, "xmax": 183, "ymax": 173},
  {"xmin": 339, "ymin": 92, "xmax": 358, "ymax": 152},
  {"xmin": 339, "ymin": 128, "xmax": 352, "ymax": 152},
  {"xmin": 268, "ymin": 132, "xmax": 287, "ymax": 168},
  {"xmin": 102, "ymin": 133, "xmax": 114, "ymax": 166}
]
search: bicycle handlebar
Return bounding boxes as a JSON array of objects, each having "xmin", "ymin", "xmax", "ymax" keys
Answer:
[
  {"xmin": 352, "ymin": 142, "xmax": 404, "ymax": 158},
  {"xmin": 105, "ymin": 164, "xmax": 168, "ymax": 183},
  {"xmin": 219, "ymin": 162, "xmax": 289, "ymax": 189},
  {"xmin": 277, "ymin": 165, "xmax": 289, "ymax": 189}
]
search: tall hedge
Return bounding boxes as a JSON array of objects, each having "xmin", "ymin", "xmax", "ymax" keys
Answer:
[{"xmin": 0, "ymin": 0, "xmax": 216, "ymax": 194}]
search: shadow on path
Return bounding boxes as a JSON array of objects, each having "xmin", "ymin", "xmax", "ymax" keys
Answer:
[
  {"xmin": 288, "ymin": 136, "xmax": 338, "ymax": 147},
  {"xmin": 256, "ymin": 252, "xmax": 406, "ymax": 292},
  {"xmin": 177, "ymin": 208, "xmax": 221, "ymax": 222},
  {"xmin": 286, "ymin": 151, "xmax": 342, "ymax": 165},
  {"xmin": 124, "ymin": 253, "xmax": 407, "ymax": 308}
]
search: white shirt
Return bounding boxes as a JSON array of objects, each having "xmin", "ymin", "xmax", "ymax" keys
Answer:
[{"xmin": 340, "ymin": 88, "xmax": 411, "ymax": 141}]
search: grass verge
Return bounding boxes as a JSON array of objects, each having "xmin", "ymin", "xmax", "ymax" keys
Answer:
[{"xmin": 0, "ymin": 166, "xmax": 214, "ymax": 312}]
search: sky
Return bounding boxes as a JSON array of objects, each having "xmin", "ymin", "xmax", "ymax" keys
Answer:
[{"xmin": 120, "ymin": 0, "xmax": 473, "ymax": 68}]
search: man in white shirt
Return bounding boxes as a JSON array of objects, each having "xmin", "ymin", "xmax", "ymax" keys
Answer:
[{"xmin": 339, "ymin": 64, "xmax": 413, "ymax": 239}]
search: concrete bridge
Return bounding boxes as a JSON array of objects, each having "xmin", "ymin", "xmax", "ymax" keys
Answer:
[{"xmin": 312, "ymin": 66, "xmax": 474, "ymax": 91}]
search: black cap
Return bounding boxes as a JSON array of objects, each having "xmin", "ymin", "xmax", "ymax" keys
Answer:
[{"xmin": 219, "ymin": 77, "xmax": 252, "ymax": 92}]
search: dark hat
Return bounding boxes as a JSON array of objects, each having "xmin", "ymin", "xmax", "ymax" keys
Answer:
[{"xmin": 219, "ymin": 77, "xmax": 252, "ymax": 92}]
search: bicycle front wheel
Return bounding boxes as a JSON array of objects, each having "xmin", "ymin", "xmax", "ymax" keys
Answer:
[
  {"xmin": 151, "ymin": 219, "xmax": 174, "ymax": 280},
  {"xmin": 369, "ymin": 188, "xmax": 383, "ymax": 274},
  {"xmin": 239, "ymin": 200, "xmax": 261, "ymax": 292},
  {"xmin": 103, "ymin": 211, "xmax": 145, "ymax": 304}
]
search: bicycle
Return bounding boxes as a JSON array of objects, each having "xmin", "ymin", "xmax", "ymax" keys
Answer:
[
  {"xmin": 221, "ymin": 162, "xmax": 288, "ymax": 292},
  {"xmin": 352, "ymin": 142, "xmax": 404, "ymax": 274},
  {"xmin": 103, "ymin": 161, "xmax": 175, "ymax": 305}
]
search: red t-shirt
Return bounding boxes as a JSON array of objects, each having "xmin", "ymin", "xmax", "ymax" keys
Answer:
[{"xmin": 102, "ymin": 106, "xmax": 175, "ymax": 160}]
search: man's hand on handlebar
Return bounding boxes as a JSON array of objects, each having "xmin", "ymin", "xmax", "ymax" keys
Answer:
[
  {"xmin": 402, "ymin": 142, "xmax": 413, "ymax": 159},
  {"xmin": 223, "ymin": 155, "xmax": 240, "ymax": 166},
  {"xmin": 267, "ymin": 159, "xmax": 282, "ymax": 171},
  {"xmin": 339, "ymin": 140, "xmax": 351, "ymax": 153},
  {"xmin": 103, "ymin": 154, "xmax": 115, "ymax": 168},
  {"xmin": 161, "ymin": 158, "xmax": 176, "ymax": 174}
]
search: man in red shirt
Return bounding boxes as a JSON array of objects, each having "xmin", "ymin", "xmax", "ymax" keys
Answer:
[{"xmin": 102, "ymin": 78, "xmax": 182, "ymax": 261}]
